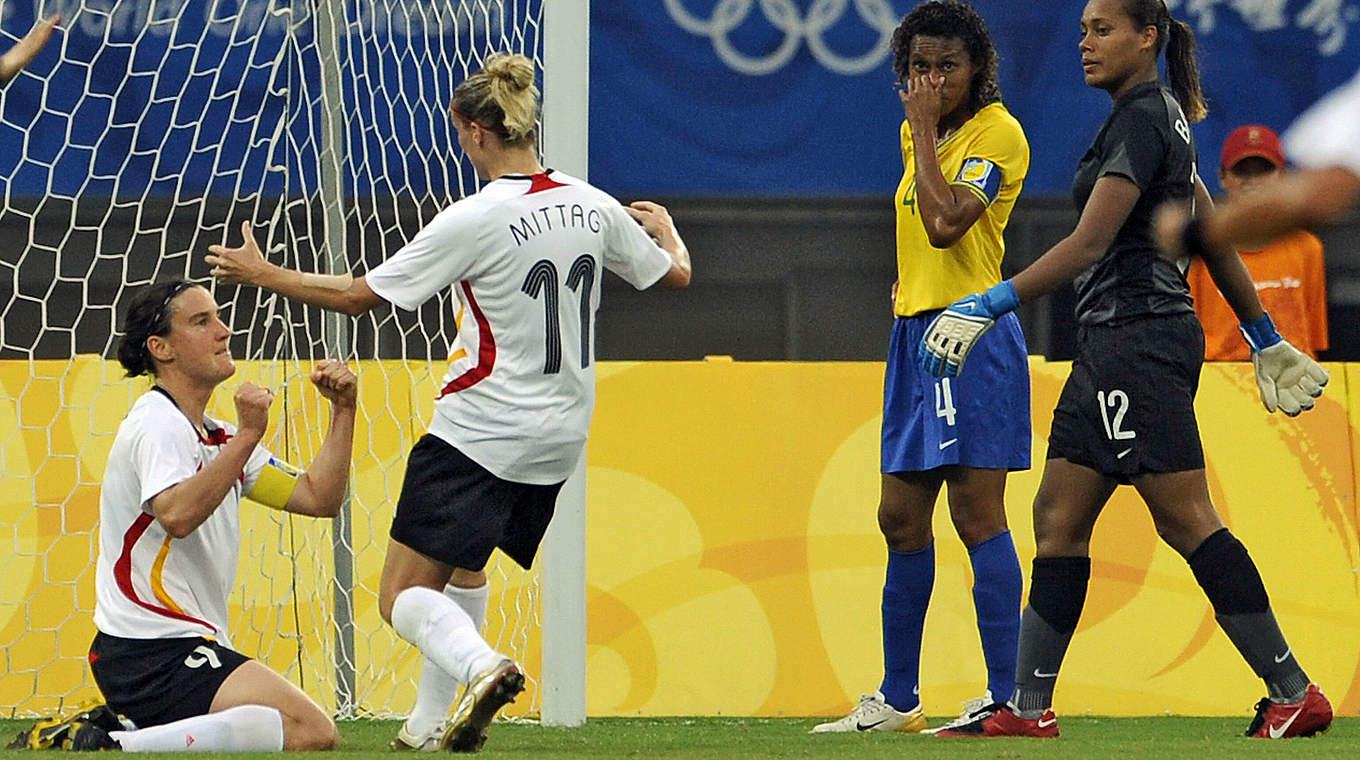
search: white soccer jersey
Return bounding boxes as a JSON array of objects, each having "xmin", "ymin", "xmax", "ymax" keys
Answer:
[
  {"xmin": 1284, "ymin": 68, "xmax": 1360, "ymax": 177},
  {"xmin": 365, "ymin": 170, "xmax": 673, "ymax": 484},
  {"xmin": 93, "ymin": 389, "xmax": 275, "ymax": 646}
]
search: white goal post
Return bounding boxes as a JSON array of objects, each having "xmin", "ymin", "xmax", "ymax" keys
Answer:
[
  {"xmin": 539, "ymin": 0, "xmax": 589, "ymax": 729},
  {"xmin": 0, "ymin": 0, "xmax": 588, "ymax": 726}
]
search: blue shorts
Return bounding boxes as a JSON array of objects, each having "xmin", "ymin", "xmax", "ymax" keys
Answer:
[{"xmin": 882, "ymin": 311, "xmax": 1031, "ymax": 473}]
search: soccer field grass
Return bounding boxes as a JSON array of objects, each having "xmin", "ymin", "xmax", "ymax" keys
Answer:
[{"xmin": 2, "ymin": 716, "xmax": 1356, "ymax": 758}]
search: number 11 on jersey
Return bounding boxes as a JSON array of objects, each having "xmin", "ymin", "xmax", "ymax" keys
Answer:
[{"xmin": 521, "ymin": 253, "xmax": 597, "ymax": 374}]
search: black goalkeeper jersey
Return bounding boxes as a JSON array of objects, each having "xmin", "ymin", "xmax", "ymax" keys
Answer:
[{"xmin": 1070, "ymin": 80, "xmax": 1197, "ymax": 326}]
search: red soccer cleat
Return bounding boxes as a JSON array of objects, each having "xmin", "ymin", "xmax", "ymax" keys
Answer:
[
  {"xmin": 934, "ymin": 705, "xmax": 1058, "ymax": 738},
  {"xmin": 1246, "ymin": 683, "xmax": 1332, "ymax": 739}
]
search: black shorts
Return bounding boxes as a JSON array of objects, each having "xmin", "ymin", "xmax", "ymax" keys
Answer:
[
  {"xmin": 389, "ymin": 435, "xmax": 565, "ymax": 571},
  {"xmin": 88, "ymin": 632, "xmax": 249, "ymax": 728},
  {"xmin": 1047, "ymin": 313, "xmax": 1205, "ymax": 483}
]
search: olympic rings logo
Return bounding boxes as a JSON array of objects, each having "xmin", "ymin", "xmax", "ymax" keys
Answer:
[{"xmin": 663, "ymin": 0, "xmax": 901, "ymax": 76}]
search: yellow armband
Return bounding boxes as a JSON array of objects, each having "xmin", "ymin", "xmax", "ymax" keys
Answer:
[{"xmin": 246, "ymin": 456, "xmax": 302, "ymax": 510}]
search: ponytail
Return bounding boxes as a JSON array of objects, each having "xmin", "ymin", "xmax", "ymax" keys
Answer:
[
  {"xmin": 450, "ymin": 53, "xmax": 540, "ymax": 146},
  {"xmin": 117, "ymin": 279, "xmax": 195, "ymax": 378},
  {"xmin": 1165, "ymin": 17, "xmax": 1207, "ymax": 123},
  {"xmin": 1124, "ymin": 0, "xmax": 1207, "ymax": 123}
]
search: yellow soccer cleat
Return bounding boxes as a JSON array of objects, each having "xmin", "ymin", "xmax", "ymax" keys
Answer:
[{"xmin": 9, "ymin": 703, "xmax": 126, "ymax": 750}]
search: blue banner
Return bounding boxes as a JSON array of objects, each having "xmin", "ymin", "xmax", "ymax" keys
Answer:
[
  {"xmin": 2, "ymin": 1, "xmax": 1355, "ymax": 200},
  {"xmin": 0, "ymin": 0, "xmax": 538, "ymax": 201},
  {"xmin": 591, "ymin": 0, "xmax": 1360, "ymax": 196}
]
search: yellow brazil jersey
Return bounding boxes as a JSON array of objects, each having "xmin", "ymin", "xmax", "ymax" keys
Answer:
[{"xmin": 893, "ymin": 101, "xmax": 1030, "ymax": 317}]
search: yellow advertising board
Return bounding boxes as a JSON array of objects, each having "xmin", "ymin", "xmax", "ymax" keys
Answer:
[
  {"xmin": 0, "ymin": 358, "xmax": 1355, "ymax": 718},
  {"xmin": 586, "ymin": 359, "xmax": 1359, "ymax": 718}
]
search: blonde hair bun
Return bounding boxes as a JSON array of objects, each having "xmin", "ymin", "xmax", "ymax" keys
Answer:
[
  {"xmin": 483, "ymin": 53, "xmax": 535, "ymax": 92},
  {"xmin": 455, "ymin": 52, "xmax": 539, "ymax": 144}
]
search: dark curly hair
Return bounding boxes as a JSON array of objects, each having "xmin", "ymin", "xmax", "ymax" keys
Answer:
[
  {"xmin": 116, "ymin": 279, "xmax": 197, "ymax": 378},
  {"xmin": 891, "ymin": 1, "xmax": 1001, "ymax": 116}
]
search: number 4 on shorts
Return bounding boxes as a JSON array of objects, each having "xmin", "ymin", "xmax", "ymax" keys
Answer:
[{"xmin": 936, "ymin": 378, "xmax": 957, "ymax": 427}]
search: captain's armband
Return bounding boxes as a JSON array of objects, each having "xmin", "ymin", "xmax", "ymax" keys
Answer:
[
  {"xmin": 952, "ymin": 158, "xmax": 1003, "ymax": 205},
  {"xmin": 246, "ymin": 456, "xmax": 302, "ymax": 510}
]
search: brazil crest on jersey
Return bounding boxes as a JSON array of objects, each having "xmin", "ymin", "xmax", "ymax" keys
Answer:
[{"xmin": 893, "ymin": 101, "xmax": 1030, "ymax": 317}]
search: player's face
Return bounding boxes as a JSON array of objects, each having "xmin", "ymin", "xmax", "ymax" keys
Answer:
[
  {"xmin": 906, "ymin": 35, "xmax": 975, "ymax": 120},
  {"xmin": 160, "ymin": 286, "xmax": 235, "ymax": 383},
  {"xmin": 1220, "ymin": 156, "xmax": 1282, "ymax": 200},
  {"xmin": 1079, "ymin": 0, "xmax": 1155, "ymax": 93}
]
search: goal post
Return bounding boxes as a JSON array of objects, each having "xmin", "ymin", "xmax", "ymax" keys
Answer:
[{"xmin": 540, "ymin": 0, "xmax": 590, "ymax": 729}]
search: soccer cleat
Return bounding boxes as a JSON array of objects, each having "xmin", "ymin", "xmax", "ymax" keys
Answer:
[
  {"xmin": 440, "ymin": 659, "xmax": 525, "ymax": 752},
  {"xmin": 922, "ymin": 693, "xmax": 996, "ymax": 735},
  {"xmin": 1246, "ymin": 683, "xmax": 1332, "ymax": 739},
  {"xmin": 809, "ymin": 692, "xmax": 927, "ymax": 734},
  {"xmin": 934, "ymin": 705, "xmax": 1058, "ymax": 738},
  {"xmin": 9, "ymin": 703, "xmax": 126, "ymax": 750},
  {"xmin": 389, "ymin": 721, "xmax": 443, "ymax": 751},
  {"xmin": 67, "ymin": 720, "xmax": 122, "ymax": 751}
]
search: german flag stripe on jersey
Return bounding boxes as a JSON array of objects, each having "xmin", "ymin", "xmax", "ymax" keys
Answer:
[{"xmin": 113, "ymin": 512, "xmax": 216, "ymax": 632}]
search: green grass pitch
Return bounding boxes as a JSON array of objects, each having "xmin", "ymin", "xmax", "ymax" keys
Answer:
[{"xmin": 1, "ymin": 716, "xmax": 1356, "ymax": 758}]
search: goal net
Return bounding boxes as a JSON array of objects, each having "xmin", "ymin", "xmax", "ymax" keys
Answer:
[{"xmin": 0, "ymin": 0, "xmax": 575, "ymax": 722}]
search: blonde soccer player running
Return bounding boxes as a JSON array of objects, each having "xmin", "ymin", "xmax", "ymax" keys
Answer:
[
  {"xmin": 206, "ymin": 53, "xmax": 690, "ymax": 752},
  {"xmin": 18, "ymin": 280, "xmax": 357, "ymax": 752}
]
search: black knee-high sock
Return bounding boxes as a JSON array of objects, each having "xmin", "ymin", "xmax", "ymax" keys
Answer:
[
  {"xmin": 1012, "ymin": 557, "xmax": 1090, "ymax": 716},
  {"xmin": 1189, "ymin": 528, "xmax": 1309, "ymax": 702}
]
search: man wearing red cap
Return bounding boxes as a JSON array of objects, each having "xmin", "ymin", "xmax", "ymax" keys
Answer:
[
  {"xmin": 1186, "ymin": 125, "xmax": 1328, "ymax": 360},
  {"xmin": 1158, "ymin": 69, "xmax": 1359, "ymax": 306}
]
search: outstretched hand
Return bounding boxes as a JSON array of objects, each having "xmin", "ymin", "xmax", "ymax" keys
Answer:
[
  {"xmin": 310, "ymin": 359, "xmax": 358, "ymax": 410},
  {"xmin": 0, "ymin": 15, "xmax": 60, "ymax": 82},
  {"xmin": 206, "ymin": 221, "xmax": 270, "ymax": 286}
]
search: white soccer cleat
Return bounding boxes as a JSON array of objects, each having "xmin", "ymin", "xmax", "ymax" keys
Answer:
[
  {"xmin": 389, "ymin": 720, "xmax": 443, "ymax": 752},
  {"xmin": 809, "ymin": 692, "xmax": 927, "ymax": 733},
  {"xmin": 922, "ymin": 692, "xmax": 997, "ymax": 735}
]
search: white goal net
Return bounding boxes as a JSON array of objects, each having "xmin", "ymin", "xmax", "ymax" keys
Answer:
[{"xmin": 0, "ymin": 0, "xmax": 577, "ymax": 722}]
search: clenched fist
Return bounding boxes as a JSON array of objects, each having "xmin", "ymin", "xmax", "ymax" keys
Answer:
[
  {"xmin": 234, "ymin": 382, "xmax": 274, "ymax": 439},
  {"xmin": 311, "ymin": 359, "xmax": 358, "ymax": 409}
]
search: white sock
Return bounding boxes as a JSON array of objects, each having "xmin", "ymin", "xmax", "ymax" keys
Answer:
[
  {"xmin": 111, "ymin": 704, "xmax": 283, "ymax": 752},
  {"xmin": 446, "ymin": 581, "xmax": 490, "ymax": 632},
  {"xmin": 391, "ymin": 586, "xmax": 500, "ymax": 688},
  {"xmin": 405, "ymin": 583, "xmax": 491, "ymax": 737}
]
